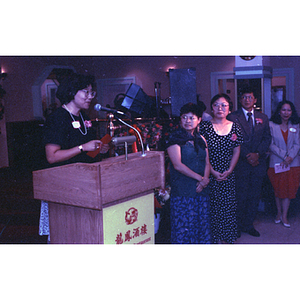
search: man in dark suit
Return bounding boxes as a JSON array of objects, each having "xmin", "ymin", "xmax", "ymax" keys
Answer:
[{"xmin": 227, "ymin": 85, "xmax": 271, "ymax": 237}]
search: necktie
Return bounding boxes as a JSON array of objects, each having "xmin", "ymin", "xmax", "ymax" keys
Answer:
[{"xmin": 247, "ymin": 112, "xmax": 254, "ymax": 134}]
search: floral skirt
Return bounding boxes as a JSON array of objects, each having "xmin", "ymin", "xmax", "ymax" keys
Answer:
[
  {"xmin": 170, "ymin": 195, "xmax": 211, "ymax": 244},
  {"xmin": 39, "ymin": 201, "xmax": 50, "ymax": 236}
]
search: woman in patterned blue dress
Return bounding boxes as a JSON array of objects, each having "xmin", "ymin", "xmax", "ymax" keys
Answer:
[
  {"xmin": 200, "ymin": 94, "xmax": 242, "ymax": 244},
  {"xmin": 166, "ymin": 103, "xmax": 211, "ymax": 244}
]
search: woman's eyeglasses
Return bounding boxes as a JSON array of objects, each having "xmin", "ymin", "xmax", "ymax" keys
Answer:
[
  {"xmin": 181, "ymin": 115, "xmax": 198, "ymax": 121},
  {"xmin": 81, "ymin": 90, "xmax": 96, "ymax": 98},
  {"xmin": 213, "ymin": 103, "xmax": 229, "ymax": 109}
]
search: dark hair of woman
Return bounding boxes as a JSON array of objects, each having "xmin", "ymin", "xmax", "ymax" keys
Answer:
[
  {"xmin": 180, "ymin": 102, "xmax": 204, "ymax": 118},
  {"xmin": 210, "ymin": 93, "xmax": 233, "ymax": 112},
  {"xmin": 270, "ymin": 100, "xmax": 300, "ymax": 125},
  {"xmin": 177, "ymin": 102, "xmax": 206, "ymax": 151},
  {"xmin": 56, "ymin": 73, "xmax": 95, "ymax": 105},
  {"xmin": 197, "ymin": 100, "xmax": 207, "ymax": 112}
]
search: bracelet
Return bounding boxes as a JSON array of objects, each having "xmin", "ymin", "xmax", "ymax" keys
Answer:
[{"xmin": 78, "ymin": 145, "xmax": 84, "ymax": 153}]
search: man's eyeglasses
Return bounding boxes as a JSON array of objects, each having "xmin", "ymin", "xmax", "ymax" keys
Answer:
[
  {"xmin": 213, "ymin": 103, "xmax": 229, "ymax": 109},
  {"xmin": 181, "ymin": 115, "xmax": 198, "ymax": 121},
  {"xmin": 81, "ymin": 90, "xmax": 96, "ymax": 98},
  {"xmin": 241, "ymin": 95, "xmax": 255, "ymax": 100}
]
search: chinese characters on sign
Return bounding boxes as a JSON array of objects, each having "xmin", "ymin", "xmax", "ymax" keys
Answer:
[
  {"xmin": 115, "ymin": 223, "xmax": 148, "ymax": 244},
  {"xmin": 103, "ymin": 193, "xmax": 154, "ymax": 244}
]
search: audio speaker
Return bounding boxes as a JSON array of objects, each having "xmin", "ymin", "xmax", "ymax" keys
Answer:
[
  {"xmin": 121, "ymin": 83, "xmax": 151, "ymax": 115},
  {"xmin": 169, "ymin": 68, "xmax": 197, "ymax": 117}
]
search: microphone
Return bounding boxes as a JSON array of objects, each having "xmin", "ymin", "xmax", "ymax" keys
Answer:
[
  {"xmin": 111, "ymin": 135, "xmax": 137, "ymax": 160},
  {"xmin": 94, "ymin": 104, "xmax": 125, "ymax": 115},
  {"xmin": 111, "ymin": 135, "xmax": 136, "ymax": 146}
]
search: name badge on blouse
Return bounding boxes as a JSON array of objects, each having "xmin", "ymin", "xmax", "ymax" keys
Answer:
[
  {"xmin": 72, "ymin": 121, "xmax": 81, "ymax": 129},
  {"xmin": 290, "ymin": 127, "xmax": 297, "ymax": 133}
]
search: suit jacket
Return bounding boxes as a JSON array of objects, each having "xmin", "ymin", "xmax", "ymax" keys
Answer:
[
  {"xmin": 268, "ymin": 121, "xmax": 300, "ymax": 168},
  {"xmin": 227, "ymin": 108, "xmax": 271, "ymax": 174}
]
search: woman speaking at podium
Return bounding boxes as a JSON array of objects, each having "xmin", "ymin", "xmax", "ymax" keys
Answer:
[{"xmin": 39, "ymin": 73, "xmax": 110, "ymax": 241}]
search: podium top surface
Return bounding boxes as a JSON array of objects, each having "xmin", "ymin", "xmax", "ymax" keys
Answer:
[{"xmin": 33, "ymin": 151, "xmax": 165, "ymax": 210}]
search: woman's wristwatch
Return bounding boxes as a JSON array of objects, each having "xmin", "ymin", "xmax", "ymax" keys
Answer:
[{"xmin": 78, "ymin": 145, "xmax": 84, "ymax": 153}]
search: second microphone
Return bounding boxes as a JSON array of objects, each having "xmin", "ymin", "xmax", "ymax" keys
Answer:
[{"xmin": 94, "ymin": 104, "xmax": 125, "ymax": 115}]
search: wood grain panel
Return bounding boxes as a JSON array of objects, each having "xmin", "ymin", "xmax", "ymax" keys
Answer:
[
  {"xmin": 49, "ymin": 202, "xmax": 103, "ymax": 244},
  {"xmin": 99, "ymin": 151, "xmax": 165, "ymax": 205},
  {"xmin": 33, "ymin": 163, "xmax": 101, "ymax": 209},
  {"xmin": 33, "ymin": 151, "xmax": 165, "ymax": 209}
]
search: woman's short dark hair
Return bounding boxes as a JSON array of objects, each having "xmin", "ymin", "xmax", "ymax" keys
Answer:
[
  {"xmin": 180, "ymin": 102, "xmax": 203, "ymax": 118},
  {"xmin": 56, "ymin": 73, "xmax": 95, "ymax": 104},
  {"xmin": 270, "ymin": 100, "xmax": 300, "ymax": 124},
  {"xmin": 197, "ymin": 100, "xmax": 207, "ymax": 112},
  {"xmin": 210, "ymin": 93, "xmax": 233, "ymax": 112}
]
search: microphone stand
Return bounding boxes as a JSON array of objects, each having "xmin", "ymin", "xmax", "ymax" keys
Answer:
[{"xmin": 114, "ymin": 115, "xmax": 146, "ymax": 157}]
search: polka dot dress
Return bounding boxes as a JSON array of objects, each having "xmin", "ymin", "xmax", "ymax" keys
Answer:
[{"xmin": 200, "ymin": 121, "xmax": 243, "ymax": 243}]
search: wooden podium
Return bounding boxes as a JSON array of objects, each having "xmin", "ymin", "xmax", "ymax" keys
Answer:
[{"xmin": 33, "ymin": 151, "xmax": 165, "ymax": 244}]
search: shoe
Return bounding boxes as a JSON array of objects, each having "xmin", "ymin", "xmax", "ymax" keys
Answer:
[
  {"xmin": 274, "ymin": 218, "xmax": 281, "ymax": 224},
  {"xmin": 282, "ymin": 221, "xmax": 291, "ymax": 228},
  {"xmin": 245, "ymin": 228, "xmax": 260, "ymax": 237}
]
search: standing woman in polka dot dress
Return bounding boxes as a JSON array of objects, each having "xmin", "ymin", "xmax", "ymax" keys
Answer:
[{"xmin": 200, "ymin": 94, "xmax": 243, "ymax": 243}]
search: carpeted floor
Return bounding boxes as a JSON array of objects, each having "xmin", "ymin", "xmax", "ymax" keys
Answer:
[{"xmin": 236, "ymin": 200, "xmax": 300, "ymax": 244}]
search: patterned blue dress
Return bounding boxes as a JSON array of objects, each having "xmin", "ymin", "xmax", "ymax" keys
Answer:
[{"xmin": 166, "ymin": 128, "xmax": 211, "ymax": 244}]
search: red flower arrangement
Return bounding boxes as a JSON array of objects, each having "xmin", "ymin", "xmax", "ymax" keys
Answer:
[
  {"xmin": 137, "ymin": 121, "xmax": 163, "ymax": 149},
  {"xmin": 163, "ymin": 121, "xmax": 179, "ymax": 138},
  {"xmin": 114, "ymin": 119, "xmax": 180, "ymax": 151}
]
